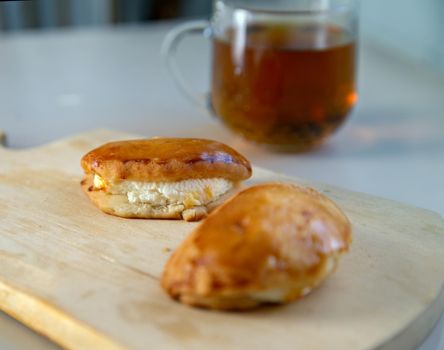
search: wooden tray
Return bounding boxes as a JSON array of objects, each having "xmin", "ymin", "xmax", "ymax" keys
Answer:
[{"xmin": 0, "ymin": 129, "xmax": 443, "ymax": 350}]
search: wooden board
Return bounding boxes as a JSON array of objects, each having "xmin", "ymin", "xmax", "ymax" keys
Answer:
[{"xmin": 0, "ymin": 129, "xmax": 443, "ymax": 350}]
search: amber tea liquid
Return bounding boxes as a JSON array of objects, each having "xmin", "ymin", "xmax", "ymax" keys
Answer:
[{"xmin": 211, "ymin": 24, "xmax": 357, "ymax": 149}]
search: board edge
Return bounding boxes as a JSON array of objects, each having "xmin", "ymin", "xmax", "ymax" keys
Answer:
[{"xmin": 0, "ymin": 279, "xmax": 128, "ymax": 350}]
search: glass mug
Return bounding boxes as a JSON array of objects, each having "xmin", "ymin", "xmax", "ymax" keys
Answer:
[{"xmin": 163, "ymin": 0, "xmax": 358, "ymax": 151}]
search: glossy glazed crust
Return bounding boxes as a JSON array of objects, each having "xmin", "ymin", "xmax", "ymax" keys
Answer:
[
  {"xmin": 80, "ymin": 174, "xmax": 237, "ymax": 221},
  {"xmin": 80, "ymin": 138, "xmax": 252, "ymax": 182},
  {"xmin": 161, "ymin": 183, "xmax": 352, "ymax": 310}
]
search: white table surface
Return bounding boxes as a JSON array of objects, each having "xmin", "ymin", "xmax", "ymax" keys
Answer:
[{"xmin": 0, "ymin": 22, "xmax": 443, "ymax": 350}]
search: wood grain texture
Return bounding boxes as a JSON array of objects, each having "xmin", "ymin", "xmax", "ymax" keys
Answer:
[{"xmin": 0, "ymin": 129, "xmax": 443, "ymax": 350}]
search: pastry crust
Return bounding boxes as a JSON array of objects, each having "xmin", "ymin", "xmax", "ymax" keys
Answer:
[
  {"xmin": 81, "ymin": 138, "xmax": 252, "ymax": 182},
  {"xmin": 161, "ymin": 183, "xmax": 352, "ymax": 310},
  {"xmin": 80, "ymin": 138, "xmax": 252, "ymax": 221}
]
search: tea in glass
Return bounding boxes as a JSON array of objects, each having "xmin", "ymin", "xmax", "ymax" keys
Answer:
[{"xmin": 211, "ymin": 23, "xmax": 357, "ymax": 149}]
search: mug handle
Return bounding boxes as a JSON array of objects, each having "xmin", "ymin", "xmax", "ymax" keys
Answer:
[{"xmin": 161, "ymin": 20, "xmax": 211, "ymax": 110}]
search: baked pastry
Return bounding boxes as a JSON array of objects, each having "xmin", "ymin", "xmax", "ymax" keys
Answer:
[
  {"xmin": 80, "ymin": 138, "xmax": 252, "ymax": 221},
  {"xmin": 161, "ymin": 183, "xmax": 352, "ymax": 310}
]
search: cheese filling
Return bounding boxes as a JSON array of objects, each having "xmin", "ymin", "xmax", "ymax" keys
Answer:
[{"xmin": 93, "ymin": 174, "xmax": 233, "ymax": 208}]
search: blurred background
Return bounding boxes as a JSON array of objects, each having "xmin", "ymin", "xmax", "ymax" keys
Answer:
[
  {"xmin": 0, "ymin": 0, "xmax": 443, "ymax": 73},
  {"xmin": 0, "ymin": 0, "xmax": 212, "ymax": 27}
]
